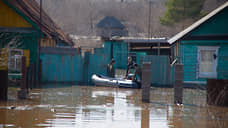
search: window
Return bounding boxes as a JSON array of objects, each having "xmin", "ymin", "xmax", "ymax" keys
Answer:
[
  {"xmin": 197, "ymin": 46, "xmax": 219, "ymax": 78},
  {"xmin": 8, "ymin": 49, "xmax": 23, "ymax": 71}
]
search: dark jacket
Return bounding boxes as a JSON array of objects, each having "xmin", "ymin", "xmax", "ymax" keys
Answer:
[
  {"xmin": 132, "ymin": 66, "xmax": 142, "ymax": 81},
  {"xmin": 107, "ymin": 63, "xmax": 115, "ymax": 77},
  {"xmin": 125, "ymin": 61, "xmax": 134, "ymax": 77}
]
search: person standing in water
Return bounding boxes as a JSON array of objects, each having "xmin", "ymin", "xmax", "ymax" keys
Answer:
[
  {"xmin": 125, "ymin": 57, "xmax": 134, "ymax": 78},
  {"xmin": 107, "ymin": 59, "xmax": 115, "ymax": 78},
  {"xmin": 132, "ymin": 63, "xmax": 142, "ymax": 89}
]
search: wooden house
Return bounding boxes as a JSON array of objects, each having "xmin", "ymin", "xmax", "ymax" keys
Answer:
[
  {"xmin": 96, "ymin": 16, "xmax": 128, "ymax": 39},
  {"xmin": 169, "ymin": 2, "xmax": 228, "ymax": 85},
  {"xmin": 0, "ymin": 0, "xmax": 73, "ymax": 69}
]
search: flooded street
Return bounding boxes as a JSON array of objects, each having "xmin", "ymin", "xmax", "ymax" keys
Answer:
[{"xmin": 0, "ymin": 85, "xmax": 228, "ymax": 128}]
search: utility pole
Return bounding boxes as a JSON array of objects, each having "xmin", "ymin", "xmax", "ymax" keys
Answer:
[
  {"xmin": 148, "ymin": 1, "xmax": 152, "ymax": 39},
  {"xmin": 39, "ymin": 0, "xmax": 42, "ymax": 60},
  {"xmin": 148, "ymin": 0, "xmax": 160, "ymax": 56},
  {"xmin": 38, "ymin": 0, "xmax": 42, "ymax": 87}
]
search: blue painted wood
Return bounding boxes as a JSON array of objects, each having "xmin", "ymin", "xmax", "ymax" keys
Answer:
[
  {"xmin": 175, "ymin": 7, "xmax": 228, "ymax": 84},
  {"xmin": 87, "ymin": 53, "xmax": 108, "ymax": 84},
  {"xmin": 218, "ymin": 44, "xmax": 228, "ymax": 79},
  {"xmin": 179, "ymin": 41, "xmax": 228, "ymax": 84},
  {"xmin": 113, "ymin": 41, "xmax": 128, "ymax": 69},
  {"xmin": 140, "ymin": 55, "xmax": 172, "ymax": 86},
  {"xmin": 40, "ymin": 54, "xmax": 83, "ymax": 83}
]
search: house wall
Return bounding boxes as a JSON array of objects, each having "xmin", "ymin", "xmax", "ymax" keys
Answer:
[
  {"xmin": 174, "ymin": 6, "xmax": 228, "ymax": 84},
  {"xmin": 0, "ymin": 0, "xmax": 40, "ymax": 64},
  {"xmin": 0, "ymin": 32, "xmax": 39, "ymax": 64},
  {"xmin": 217, "ymin": 42, "xmax": 228, "ymax": 79},
  {"xmin": 179, "ymin": 40, "xmax": 228, "ymax": 84},
  {"xmin": 0, "ymin": 0, "xmax": 32, "ymax": 28}
]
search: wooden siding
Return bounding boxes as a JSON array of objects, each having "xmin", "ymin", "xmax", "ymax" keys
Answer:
[
  {"xmin": 180, "ymin": 41, "xmax": 228, "ymax": 83},
  {"xmin": 23, "ymin": 49, "xmax": 30, "ymax": 67},
  {"xmin": 0, "ymin": 48, "xmax": 8, "ymax": 70},
  {"xmin": 180, "ymin": 43, "xmax": 199, "ymax": 82},
  {"xmin": 218, "ymin": 43, "xmax": 228, "ymax": 79},
  {"xmin": 40, "ymin": 38, "xmax": 56, "ymax": 47},
  {"xmin": 0, "ymin": 0, "xmax": 32, "ymax": 28}
]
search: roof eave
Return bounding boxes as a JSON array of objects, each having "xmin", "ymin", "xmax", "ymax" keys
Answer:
[{"xmin": 168, "ymin": 2, "xmax": 228, "ymax": 45}]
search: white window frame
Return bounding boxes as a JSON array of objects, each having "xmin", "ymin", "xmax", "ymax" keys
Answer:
[
  {"xmin": 8, "ymin": 49, "xmax": 23, "ymax": 71},
  {"xmin": 197, "ymin": 46, "xmax": 219, "ymax": 78}
]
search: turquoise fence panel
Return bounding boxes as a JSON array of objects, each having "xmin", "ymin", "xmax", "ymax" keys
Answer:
[
  {"xmin": 94, "ymin": 48, "xmax": 104, "ymax": 54},
  {"xmin": 87, "ymin": 53, "xmax": 108, "ymax": 84},
  {"xmin": 136, "ymin": 52, "xmax": 147, "ymax": 65},
  {"xmin": 104, "ymin": 41, "xmax": 128, "ymax": 69},
  {"xmin": 139, "ymin": 55, "xmax": 172, "ymax": 86},
  {"xmin": 113, "ymin": 42, "xmax": 128, "ymax": 69},
  {"xmin": 40, "ymin": 53, "xmax": 83, "ymax": 83},
  {"xmin": 104, "ymin": 41, "xmax": 112, "ymax": 60}
]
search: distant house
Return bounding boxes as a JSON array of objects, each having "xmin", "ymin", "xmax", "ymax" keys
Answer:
[
  {"xmin": 0, "ymin": 0, "xmax": 73, "ymax": 69},
  {"xmin": 124, "ymin": 38, "xmax": 170, "ymax": 56},
  {"xmin": 169, "ymin": 2, "xmax": 228, "ymax": 85},
  {"xmin": 96, "ymin": 16, "xmax": 128, "ymax": 39}
]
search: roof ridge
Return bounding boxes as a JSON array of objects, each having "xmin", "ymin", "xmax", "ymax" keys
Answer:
[{"xmin": 168, "ymin": 1, "xmax": 228, "ymax": 44}]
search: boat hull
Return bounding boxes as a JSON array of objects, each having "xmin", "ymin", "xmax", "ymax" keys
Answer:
[{"xmin": 91, "ymin": 74, "xmax": 139, "ymax": 89}]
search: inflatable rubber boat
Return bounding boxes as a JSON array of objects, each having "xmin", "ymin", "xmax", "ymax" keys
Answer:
[{"xmin": 91, "ymin": 74, "xmax": 140, "ymax": 89}]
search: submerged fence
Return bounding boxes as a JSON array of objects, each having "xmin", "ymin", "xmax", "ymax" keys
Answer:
[
  {"xmin": 39, "ymin": 46, "xmax": 174, "ymax": 86},
  {"xmin": 40, "ymin": 47, "xmax": 109, "ymax": 84},
  {"xmin": 138, "ymin": 55, "xmax": 174, "ymax": 87}
]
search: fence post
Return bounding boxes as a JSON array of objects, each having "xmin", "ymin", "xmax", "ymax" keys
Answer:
[
  {"xmin": 0, "ymin": 49, "xmax": 8, "ymax": 100},
  {"xmin": 30, "ymin": 64, "xmax": 33, "ymax": 89},
  {"xmin": 0, "ymin": 70, "xmax": 8, "ymax": 101},
  {"xmin": 34, "ymin": 62, "xmax": 37, "ymax": 87},
  {"xmin": 142, "ymin": 62, "xmax": 151, "ymax": 103},
  {"xmin": 83, "ymin": 52, "xmax": 89, "ymax": 84},
  {"xmin": 38, "ymin": 59, "xmax": 42, "ymax": 88},
  {"xmin": 174, "ymin": 64, "xmax": 183, "ymax": 104},
  {"xmin": 18, "ymin": 56, "xmax": 28, "ymax": 99},
  {"xmin": 26, "ymin": 67, "xmax": 29, "ymax": 91}
]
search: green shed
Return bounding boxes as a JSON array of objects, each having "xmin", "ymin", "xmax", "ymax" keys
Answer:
[{"xmin": 169, "ymin": 2, "xmax": 228, "ymax": 85}]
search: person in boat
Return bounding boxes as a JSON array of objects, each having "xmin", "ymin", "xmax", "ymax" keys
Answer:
[
  {"xmin": 107, "ymin": 58, "xmax": 115, "ymax": 78},
  {"xmin": 132, "ymin": 63, "xmax": 142, "ymax": 89},
  {"xmin": 125, "ymin": 57, "xmax": 134, "ymax": 78}
]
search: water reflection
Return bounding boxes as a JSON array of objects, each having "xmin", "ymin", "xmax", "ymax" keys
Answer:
[
  {"xmin": 0, "ymin": 86, "xmax": 228, "ymax": 128},
  {"xmin": 141, "ymin": 103, "xmax": 149, "ymax": 128}
]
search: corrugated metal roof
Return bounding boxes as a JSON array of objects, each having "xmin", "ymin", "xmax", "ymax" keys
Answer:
[
  {"xmin": 5, "ymin": 0, "xmax": 73, "ymax": 45},
  {"xmin": 124, "ymin": 38, "xmax": 168, "ymax": 44},
  {"xmin": 168, "ymin": 2, "xmax": 228, "ymax": 45}
]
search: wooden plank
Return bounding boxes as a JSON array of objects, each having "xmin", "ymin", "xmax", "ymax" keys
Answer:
[
  {"xmin": 0, "ymin": 27, "xmax": 36, "ymax": 33},
  {"xmin": 40, "ymin": 47, "xmax": 79, "ymax": 55},
  {"xmin": 0, "ymin": 0, "xmax": 32, "ymax": 28},
  {"xmin": 0, "ymin": 48, "xmax": 8, "ymax": 70}
]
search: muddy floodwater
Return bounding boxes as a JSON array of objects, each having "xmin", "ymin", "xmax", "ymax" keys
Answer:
[{"xmin": 0, "ymin": 85, "xmax": 228, "ymax": 128}]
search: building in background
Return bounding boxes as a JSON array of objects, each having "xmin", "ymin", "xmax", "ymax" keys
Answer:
[
  {"xmin": 96, "ymin": 16, "xmax": 128, "ymax": 39},
  {"xmin": 169, "ymin": 2, "xmax": 228, "ymax": 85}
]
